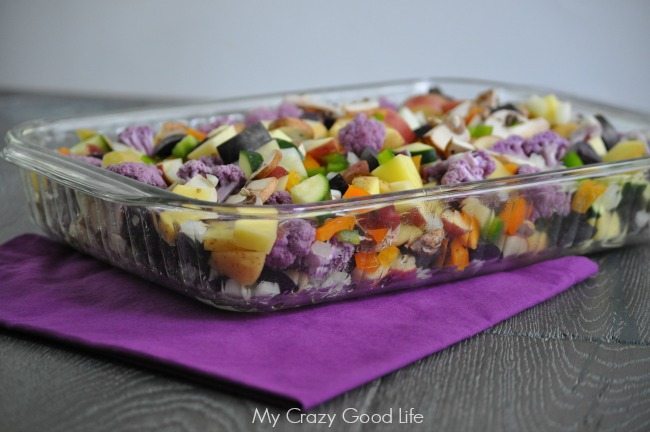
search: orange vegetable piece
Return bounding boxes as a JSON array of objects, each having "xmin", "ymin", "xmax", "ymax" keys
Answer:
[
  {"xmin": 343, "ymin": 185, "xmax": 370, "ymax": 199},
  {"xmin": 303, "ymin": 154, "xmax": 321, "ymax": 170},
  {"xmin": 315, "ymin": 216, "xmax": 356, "ymax": 242},
  {"xmin": 285, "ymin": 171, "xmax": 302, "ymax": 191},
  {"xmin": 366, "ymin": 227, "xmax": 389, "ymax": 244},
  {"xmin": 186, "ymin": 128, "xmax": 206, "ymax": 142},
  {"xmin": 571, "ymin": 180, "xmax": 607, "ymax": 214},
  {"xmin": 57, "ymin": 147, "xmax": 71, "ymax": 155},
  {"xmin": 499, "ymin": 197, "xmax": 531, "ymax": 236},
  {"xmin": 411, "ymin": 155, "xmax": 422, "ymax": 172},
  {"xmin": 503, "ymin": 162, "xmax": 519, "ymax": 174},
  {"xmin": 354, "ymin": 251, "xmax": 381, "ymax": 272},
  {"xmin": 377, "ymin": 246, "xmax": 399, "ymax": 267},
  {"xmin": 460, "ymin": 213, "xmax": 480, "ymax": 249},
  {"xmin": 447, "ymin": 237, "xmax": 469, "ymax": 270}
]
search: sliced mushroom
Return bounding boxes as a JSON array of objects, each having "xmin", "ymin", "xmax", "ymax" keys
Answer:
[
  {"xmin": 423, "ymin": 117, "xmax": 470, "ymax": 155},
  {"xmin": 342, "ymin": 99, "xmax": 380, "ymax": 115},
  {"xmin": 509, "ymin": 117, "xmax": 550, "ymax": 138},
  {"xmin": 484, "ymin": 110, "xmax": 527, "ymax": 138},
  {"xmin": 445, "ymin": 138, "xmax": 475, "ymax": 157},
  {"xmin": 285, "ymin": 95, "xmax": 340, "ymax": 114},
  {"xmin": 243, "ymin": 177, "xmax": 278, "ymax": 203},
  {"xmin": 474, "ymin": 88, "xmax": 498, "ymax": 110},
  {"xmin": 251, "ymin": 149, "xmax": 282, "ymax": 179},
  {"xmin": 268, "ymin": 117, "xmax": 314, "ymax": 143}
]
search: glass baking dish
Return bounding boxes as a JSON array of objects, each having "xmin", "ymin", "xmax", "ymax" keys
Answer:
[{"xmin": 3, "ymin": 78, "xmax": 650, "ymax": 312}]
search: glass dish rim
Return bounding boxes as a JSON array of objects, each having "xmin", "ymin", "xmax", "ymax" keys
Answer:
[{"xmin": 3, "ymin": 77, "xmax": 650, "ymax": 220}]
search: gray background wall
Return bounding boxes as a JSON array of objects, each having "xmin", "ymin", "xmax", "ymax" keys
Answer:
[{"xmin": 1, "ymin": 0, "xmax": 649, "ymax": 111}]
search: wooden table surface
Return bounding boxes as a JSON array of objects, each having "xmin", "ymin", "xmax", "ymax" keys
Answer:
[{"xmin": 0, "ymin": 91, "xmax": 648, "ymax": 432}]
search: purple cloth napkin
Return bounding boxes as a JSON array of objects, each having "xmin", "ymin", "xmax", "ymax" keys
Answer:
[{"xmin": 0, "ymin": 234, "xmax": 598, "ymax": 408}]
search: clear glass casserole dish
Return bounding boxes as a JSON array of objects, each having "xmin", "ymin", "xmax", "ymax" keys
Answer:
[{"xmin": 3, "ymin": 78, "xmax": 650, "ymax": 312}]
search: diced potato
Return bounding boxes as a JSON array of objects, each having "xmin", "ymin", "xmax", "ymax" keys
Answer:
[
  {"xmin": 211, "ymin": 250, "xmax": 266, "ymax": 286},
  {"xmin": 371, "ymin": 155, "xmax": 423, "ymax": 189}
]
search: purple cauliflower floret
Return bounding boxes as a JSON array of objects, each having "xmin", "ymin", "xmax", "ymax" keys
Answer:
[
  {"xmin": 492, "ymin": 131, "xmax": 568, "ymax": 168},
  {"xmin": 177, "ymin": 160, "xmax": 212, "ymax": 182},
  {"xmin": 199, "ymin": 154, "xmax": 223, "ymax": 168},
  {"xmin": 176, "ymin": 156, "xmax": 226, "ymax": 182},
  {"xmin": 523, "ymin": 131, "xmax": 569, "ymax": 167},
  {"xmin": 338, "ymin": 113, "xmax": 386, "ymax": 155},
  {"xmin": 517, "ymin": 164, "xmax": 540, "ymax": 175},
  {"xmin": 515, "ymin": 164, "xmax": 570, "ymax": 220},
  {"xmin": 276, "ymin": 101, "xmax": 303, "ymax": 119},
  {"xmin": 244, "ymin": 102, "xmax": 303, "ymax": 126},
  {"xmin": 266, "ymin": 219, "xmax": 316, "ymax": 270},
  {"xmin": 118, "ymin": 125, "xmax": 155, "ymax": 155},
  {"xmin": 212, "ymin": 164, "xmax": 246, "ymax": 201},
  {"xmin": 68, "ymin": 154, "xmax": 102, "ymax": 167},
  {"xmin": 245, "ymin": 107, "xmax": 276, "ymax": 126},
  {"xmin": 301, "ymin": 239, "xmax": 355, "ymax": 280},
  {"xmin": 425, "ymin": 150, "xmax": 495, "ymax": 186},
  {"xmin": 197, "ymin": 116, "xmax": 235, "ymax": 134},
  {"xmin": 107, "ymin": 162, "xmax": 166, "ymax": 188},
  {"xmin": 422, "ymin": 160, "xmax": 449, "ymax": 183},
  {"xmin": 491, "ymin": 135, "xmax": 527, "ymax": 158},
  {"xmin": 378, "ymin": 96, "xmax": 398, "ymax": 111},
  {"xmin": 266, "ymin": 190, "xmax": 292, "ymax": 205}
]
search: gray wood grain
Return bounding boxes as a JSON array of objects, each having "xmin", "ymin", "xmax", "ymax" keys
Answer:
[{"xmin": 0, "ymin": 91, "xmax": 649, "ymax": 432}]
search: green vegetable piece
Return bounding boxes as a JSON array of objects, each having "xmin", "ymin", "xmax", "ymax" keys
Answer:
[
  {"xmin": 483, "ymin": 217, "xmax": 504, "ymax": 243},
  {"xmin": 563, "ymin": 151, "xmax": 584, "ymax": 168},
  {"xmin": 336, "ymin": 230, "xmax": 361, "ymax": 245},
  {"xmin": 377, "ymin": 148, "xmax": 395, "ymax": 165},
  {"xmin": 307, "ymin": 167, "xmax": 327, "ymax": 177},
  {"xmin": 290, "ymin": 173, "xmax": 331, "ymax": 203},
  {"xmin": 469, "ymin": 124, "xmax": 493, "ymax": 138},
  {"xmin": 238, "ymin": 150, "xmax": 264, "ymax": 177},
  {"xmin": 323, "ymin": 153, "xmax": 347, "ymax": 164},
  {"xmin": 171, "ymin": 135, "xmax": 199, "ymax": 159},
  {"xmin": 140, "ymin": 155, "xmax": 156, "ymax": 165},
  {"xmin": 327, "ymin": 161, "xmax": 348, "ymax": 172},
  {"xmin": 276, "ymin": 139, "xmax": 296, "ymax": 149}
]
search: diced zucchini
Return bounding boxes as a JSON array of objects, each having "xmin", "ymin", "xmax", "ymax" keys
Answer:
[
  {"xmin": 239, "ymin": 150, "xmax": 264, "ymax": 178},
  {"xmin": 290, "ymin": 173, "xmax": 331, "ymax": 203},
  {"xmin": 187, "ymin": 125, "xmax": 237, "ymax": 159},
  {"xmin": 171, "ymin": 135, "xmax": 199, "ymax": 159}
]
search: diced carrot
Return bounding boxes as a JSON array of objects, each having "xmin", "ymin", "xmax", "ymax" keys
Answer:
[
  {"xmin": 571, "ymin": 180, "xmax": 607, "ymax": 214},
  {"xmin": 186, "ymin": 128, "xmax": 206, "ymax": 142},
  {"xmin": 460, "ymin": 213, "xmax": 480, "ymax": 249},
  {"xmin": 354, "ymin": 251, "xmax": 381, "ymax": 272},
  {"xmin": 447, "ymin": 237, "xmax": 469, "ymax": 270},
  {"xmin": 303, "ymin": 154, "xmax": 321, "ymax": 170},
  {"xmin": 411, "ymin": 155, "xmax": 422, "ymax": 172},
  {"xmin": 499, "ymin": 196, "xmax": 531, "ymax": 236},
  {"xmin": 366, "ymin": 227, "xmax": 389, "ymax": 244},
  {"xmin": 377, "ymin": 246, "xmax": 399, "ymax": 267},
  {"xmin": 503, "ymin": 162, "xmax": 519, "ymax": 174},
  {"xmin": 57, "ymin": 147, "xmax": 71, "ymax": 155},
  {"xmin": 315, "ymin": 216, "xmax": 356, "ymax": 242},
  {"xmin": 343, "ymin": 185, "xmax": 370, "ymax": 199},
  {"xmin": 285, "ymin": 171, "xmax": 302, "ymax": 191}
]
